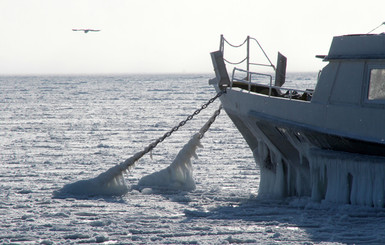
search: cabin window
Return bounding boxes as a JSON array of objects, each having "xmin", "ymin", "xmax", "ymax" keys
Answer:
[{"xmin": 368, "ymin": 69, "xmax": 385, "ymax": 100}]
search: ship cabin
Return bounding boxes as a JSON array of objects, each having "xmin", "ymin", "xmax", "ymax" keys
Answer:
[
  {"xmin": 313, "ymin": 34, "xmax": 385, "ymax": 107},
  {"xmin": 211, "ymin": 34, "xmax": 385, "ymax": 108}
]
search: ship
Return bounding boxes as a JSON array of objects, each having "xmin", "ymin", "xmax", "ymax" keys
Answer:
[{"xmin": 210, "ymin": 34, "xmax": 385, "ymax": 207}]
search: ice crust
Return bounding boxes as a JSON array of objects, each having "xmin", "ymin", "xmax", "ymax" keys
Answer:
[
  {"xmin": 54, "ymin": 135, "xmax": 201, "ymax": 197},
  {"xmin": 53, "ymin": 152, "xmax": 143, "ymax": 197},
  {"xmin": 54, "ymin": 101, "xmax": 220, "ymax": 197},
  {"xmin": 255, "ymin": 139, "xmax": 385, "ymax": 207},
  {"xmin": 54, "ymin": 170, "xmax": 129, "ymax": 197},
  {"xmin": 55, "ymin": 122, "xmax": 208, "ymax": 196},
  {"xmin": 310, "ymin": 149, "xmax": 385, "ymax": 207}
]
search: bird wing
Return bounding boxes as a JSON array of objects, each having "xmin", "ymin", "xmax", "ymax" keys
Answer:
[{"xmin": 72, "ymin": 29, "xmax": 100, "ymax": 33}]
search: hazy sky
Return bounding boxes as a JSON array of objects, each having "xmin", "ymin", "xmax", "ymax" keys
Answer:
[{"xmin": 1, "ymin": 0, "xmax": 385, "ymax": 75}]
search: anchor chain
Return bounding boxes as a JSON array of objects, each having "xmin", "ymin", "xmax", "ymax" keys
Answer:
[
  {"xmin": 198, "ymin": 105, "xmax": 222, "ymax": 139},
  {"xmin": 119, "ymin": 89, "xmax": 225, "ymax": 172},
  {"xmin": 144, "ymin": 90, "xmax": 225, "ymax": 154}
]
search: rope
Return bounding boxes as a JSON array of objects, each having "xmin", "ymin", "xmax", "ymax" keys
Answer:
[
  {"xmin": 223, "ymin": 36, "xmax": 248, "ymax": 48},
  {"xmin": 221, "ymin": 36, "xmax": 275, "ymax": 70},
  {"xmin": 224, "ymin": 57, "xmax": 247, "ymax": 65}
]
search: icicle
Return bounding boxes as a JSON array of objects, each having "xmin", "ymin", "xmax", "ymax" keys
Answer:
[
  {"xmin": 308, "ymin": 149, "xmax": 385, "ymax": 207},
  {"xmin": 136, "ymin": 133, "xmax": 202, "ymax": 191}
]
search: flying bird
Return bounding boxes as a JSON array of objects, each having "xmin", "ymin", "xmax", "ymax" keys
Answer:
[{"xmin": 72, "ymin": 29, "xmax": 101, "ymax": 33}]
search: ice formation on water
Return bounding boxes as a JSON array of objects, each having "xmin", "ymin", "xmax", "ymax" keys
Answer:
[
  {"xmin": 53, "ymin": 153, "xmax": 142, "ymax": 196},
  {"xmin": 137, "ymin": 133, "xmax": 202, "ymax": 191},
  {"xmin": 254, "ymin": 139, "xmax": 385, "ymax": 207},
  {"xmin": 54, "ymin": 133, "xmax": 202, "ymax": 197},
  {"xmin": 54, "ymin": 106, "xmax": 220, "ymax": 197},
  {"xmin": 53, "ymin": 174, "xmax": 128, "ymax": 197}
]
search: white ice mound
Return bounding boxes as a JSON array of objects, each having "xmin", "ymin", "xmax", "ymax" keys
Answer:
[
  {"xmin": 54, "ymin": 174, "xmax": 128, "ymax": 197},
  {"xmin": 137, "ymin": 133, "xmax": 202, "ymax": 191},
  {"xmin": 54, "ymin": 172, "xmax": 129, "ymax": 197},
  {"xmin": 54, "ymin": 105, "xmax": 220, "ymax": 197},
  {"xmin": 53, "ymin": 153, "xmax": 143, "ymax": 197}
]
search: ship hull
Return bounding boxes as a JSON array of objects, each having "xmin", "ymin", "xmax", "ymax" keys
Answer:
[{"xmin": 216, "ymin": 87, "xmax": 385, "ymax": 206}]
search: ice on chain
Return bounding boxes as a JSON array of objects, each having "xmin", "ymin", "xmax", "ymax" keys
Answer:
[
  {"xmin": 136, "ymin": 107, "xmax": 221, "ymax": 192},
  {"xmin": 53, "ymin": 151, "xmax": 145, "ymax": 197},
  {"xmin": 137, "ymin": 133, "xmax": 202, "ymax": 191},
  {"xmin": 54, "ymin": 106, "xmax": 221, "ymax": 197},
  {"xmin": 54, "ymin": 134, "xmax": 202, "ymax": 197}
]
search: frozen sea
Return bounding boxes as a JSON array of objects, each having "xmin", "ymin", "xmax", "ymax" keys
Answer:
[{"xmin": 1, "ymin": 73, "xmax": 385, "ymax": 244}]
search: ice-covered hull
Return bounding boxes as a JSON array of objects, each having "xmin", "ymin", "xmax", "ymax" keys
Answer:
[{"xmin": 219, "ymin": 89, "xmax": 385, "ymax": 207}]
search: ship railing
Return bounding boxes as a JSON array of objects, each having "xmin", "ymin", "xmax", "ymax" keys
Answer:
[
  {"xmin": 218, "ymin": 35, "xmax": 287, "ymax": 90},
  {"xmin": 220, "ymin": 35, "xmax": 276, "ymax": 77},
  {"xmin": 231, "ymin": 67, "xmax": 273, "ymax": 91},
  {"xmin": 231, "ymin": 67, "xmax": 313, "ymax": 101}
]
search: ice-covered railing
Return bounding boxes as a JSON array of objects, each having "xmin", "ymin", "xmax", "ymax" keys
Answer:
[{"xmin": 231, "ymin": 67, "xmax": 313, "ymax": 101}]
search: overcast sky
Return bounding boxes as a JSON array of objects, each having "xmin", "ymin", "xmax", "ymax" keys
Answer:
[{"xmin": 1, "ymin": 0, "xmax": 385, "ymax": 75}]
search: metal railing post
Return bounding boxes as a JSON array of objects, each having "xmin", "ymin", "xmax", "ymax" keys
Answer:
[
  {"xmin": 269, "ymin": 76, "xmax": 272, "ymax": 96},
  {"xmin": 246, "ymin": 36, "xmax": 250, "ymax": 81},
  {"xmin": 220, "ymin": 34, "xmax": 224, "ymax": 54}
]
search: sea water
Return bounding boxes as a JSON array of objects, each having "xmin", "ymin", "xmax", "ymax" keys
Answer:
[{"xmin": 2, "ymin": 73, "xmax": 385, "ymax": 244}]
